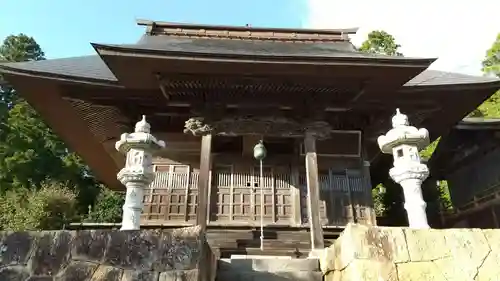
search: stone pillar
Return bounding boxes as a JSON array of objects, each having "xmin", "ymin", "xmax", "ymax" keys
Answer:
[
  {"xmin": 115, "ymin": 116, "xmax": 165, "ymax": 230},
  {"xmin": 377, "ymin": 109, "xmax": 430, "ymax": 229}
]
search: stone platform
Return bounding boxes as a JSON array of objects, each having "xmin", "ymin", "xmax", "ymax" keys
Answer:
[
  {"xmin": 0, "ymin": 226, "xmax": 216, "ymax": 281},
  {"xmin": 321, "ymin": 223, "xmax": 500, "ymax": 281}
]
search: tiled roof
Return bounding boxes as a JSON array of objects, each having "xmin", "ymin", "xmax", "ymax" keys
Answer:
[
  {"xmin": 0, "ymin": 54, "xmax": 498, "ymax": 87},
  {"xmin": 97, "ymin": 35, "xmax": 423, "ymax": 61}
]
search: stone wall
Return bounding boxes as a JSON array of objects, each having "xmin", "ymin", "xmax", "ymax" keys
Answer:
[
  {"xmin": 321, "ymin": 224, "xmax": 500, "ymax": 281},
  {"xmin": 0, "ymin": 226, "xmax": 217, "ymax": 281}
]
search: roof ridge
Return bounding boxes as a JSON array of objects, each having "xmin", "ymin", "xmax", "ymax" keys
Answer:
[{"xmin": 136, "ymin": 19, "xmax": 356, "ymax": 42}]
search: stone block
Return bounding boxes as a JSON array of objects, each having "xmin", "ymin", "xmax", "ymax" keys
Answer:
[
  {"xmin": 396, "ymin": 261, "xmax": 446, "ymax": 281},
  {"xmin": 404, "ymin": 228, "xmax": 449, "ymax": 262},
  {"xmin": 325, "ymin": 223, "xmax": 409, "ymax": 271},
  {"xmin": 0, "ymin": 227, "xmax": 210, "ymax": 281},
  {"xmin": 0, "ymin": 266, "xmax": 30, "ymax": 281},
  {"xmin": 29, "ymin": 231, "xmax": 73, "ymax": 276},
  {"xmin": 121, "ymin": 270, "xmax": 159, "ymax": 281},
  {"xmin": 90, "ymin": 265, "xmax": 122, "ymax": 281},
  {"xmin": 0, "ymin": 232, "xmax": 35, "ymax": 266},
  {"xmin": 320, "ymin": 225, "xmax": 500, "ymax": 281},
  {"xmin": 54, "ymin": 261, "xmax": 98, "ymax": 281},
  {"xmin": 474, "ymin": 249, "xmax": 500, "ymax": 281},
  {"xmin": 26, "ymin": 277, "xmax": 54, "ymax": 281},
  {"xmin": 71, "ymin": 230, "xmax": 109, "ymax": 263},
  {"xmin": 324, "ymin": 270, "xmax": 341, "ymax": 281},
  {"xmin": 482, "ymin": 229, "xmax": 500, "ymax": 251},
  {"xmin": 104, "ymin": 230, "xmax": 160, "ymax": 271},
  {"xmin": 342, "ymin": 260, "xmax": 397, "ymax": 281},
  {"xmin": 433, "ymin": 228, "xmax": 491, "ymax": 281},
  {"xmin": 152, "ymin": 229, "xmax": 202, "ymax": 271},
  {"xmin": 159, "ymin": 270, "xmax": 198, "ymax": 281}
]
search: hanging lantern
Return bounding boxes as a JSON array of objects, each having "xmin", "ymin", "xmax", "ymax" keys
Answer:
[{"xmin": 253, "ymin": 140, "xmax": 267, "ymax": 161}]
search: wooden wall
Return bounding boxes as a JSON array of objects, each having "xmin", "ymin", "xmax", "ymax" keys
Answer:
[{"xmin": 142, "ymin": 132, "xmax": 375, "ymax": 227}]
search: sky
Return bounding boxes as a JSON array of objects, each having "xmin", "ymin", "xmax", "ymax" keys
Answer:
[{"xmin": 0, "ymin": 0, "xmax": 499, "ymax": 76}]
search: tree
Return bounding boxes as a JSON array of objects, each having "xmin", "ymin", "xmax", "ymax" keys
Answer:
[
  {"xmin": 0, "ymin": 34, "xmax": 44, "ymax": 107},
  {"xmin": 359, "ymin": 30, "xmax": 449, "ymax": 226},
  {"xmin": 482, "ymin": 33, "xmax": 500, "ymax": 78},
  {"xmin": 359, "ymin": 30, "xmax": 403, "ymax": 56},
  {"xmin": 0, "ymin": 34, "xmax": 101, "ymax": 215},
  {"xmin": 475, "ymin": 33, "xmax": 500, "ymax": 117}
]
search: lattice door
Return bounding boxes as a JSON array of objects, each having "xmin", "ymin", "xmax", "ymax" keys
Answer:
[{"xmin": 210, "ymin": 164, "xmax": 294, "ymax": 225}]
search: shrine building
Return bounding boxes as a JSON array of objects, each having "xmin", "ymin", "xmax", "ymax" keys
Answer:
[
  {"xmin": 1, "ymin": 20, "xmax": 499, "ymax": 253},
  {"xmin": 430, "ymin": 118, "xmax": 500, "ymax": 229}
]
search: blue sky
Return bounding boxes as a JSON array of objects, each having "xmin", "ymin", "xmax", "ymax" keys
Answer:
[
  {"xmin": 0, "ymin": 0, "xmax": 308, "ymax": 59},
  {"xmin": 1, "ymin": 0, "xmax": 499, "ymax": 75}
]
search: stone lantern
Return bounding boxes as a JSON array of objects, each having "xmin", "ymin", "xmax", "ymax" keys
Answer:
[
  {"xmin": 377, "ymin": 109, "xmax": 430, "ymax": 229},
  {"xmin": 115, "ymin": 116, "xmax": 165, "ymax": 230}
]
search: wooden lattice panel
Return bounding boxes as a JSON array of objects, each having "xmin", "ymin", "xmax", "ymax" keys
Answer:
[{"xmin": 141, "ymin": 163, "xmax": 373, "ymax": 227}]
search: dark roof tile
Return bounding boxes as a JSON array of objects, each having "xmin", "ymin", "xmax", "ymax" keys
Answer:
[
  {"xmin": 0, "ymin": 54, "xmax": 498, "ymax": 87},
  {"xmin": 0, "ymin": 56, "xmax": 117, "ymax": 82},
  {"xmin": 105, "ymin": 35, "xmax": 405, "ymax": 60}
]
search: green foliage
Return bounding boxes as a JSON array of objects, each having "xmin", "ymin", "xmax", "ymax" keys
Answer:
[
  {"xmin": 419, "ymin": 138, "xmax": 440, "ymax": 161},
  {"xmin": 474, "ymin": 33, "xmax": 500, "ymax": 118},
  {"xmin": 359, "ymin": 30, "xmax": 403, "ymax": 56},
  {"xmin": 372, "ymin": 184, "xmax": 386, "ymax": 217},
  {"xmin": 0, "ymin": 182, "xmax": 78, "ymax": 231},
  {"xmin": 0, "ymin": 33, "xmax": 106, "ymax": 229},
  {"xmin": 482, "ymin": 33, "xmax": 500, "ymax": 78},
  {"xmin": 0, "ymin": 34, "xmax": 44, "ymax": 62},
  {"xmin": 85, "ymin": 187, "xmax": 124, "ymax": 223}
]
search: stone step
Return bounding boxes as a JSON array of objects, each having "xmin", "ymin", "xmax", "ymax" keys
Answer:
[
  {"xmin": 216, "ymin": 270, "xmax": 322, "ymax": 281},
  {"xmin": 218, "ymin": 257, "xmax": 320, "ymax": 272}
]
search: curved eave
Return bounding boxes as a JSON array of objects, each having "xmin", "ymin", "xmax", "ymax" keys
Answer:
[
  {"xmin": 92, "ymin": 43, "xmax": 437, "ymax": 69},
  {"xmin": 0, "ymin": 64, "xmax": 121, "ymax": 88},
  {"xmin": 402, "ymin": 79, "xmax": 500, "ymax": 91}
]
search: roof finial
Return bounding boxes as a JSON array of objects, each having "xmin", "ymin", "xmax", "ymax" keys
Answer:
[
  {"xmin": 392, "ymin": 108, "xmax": 409, "ymax": 128},
  {"xmin": 135, "ymin": 115, "xmax": 151, "ymax": 133}
]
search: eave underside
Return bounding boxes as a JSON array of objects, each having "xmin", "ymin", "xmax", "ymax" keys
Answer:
[
  {"xmin": 429, "ymin": 122, "xmax": 500, "ymax": 178},
  {"xmin": 1, "ymin": 57, "xmax": 499, "ymax": 189}
]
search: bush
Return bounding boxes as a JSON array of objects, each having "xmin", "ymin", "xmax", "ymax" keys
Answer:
[
  {"xmin": 0, "ymin": 182, "xmax": 78, "ymax": 231},
  {"xmin": 85, "ymin": 186, "xmax": 124, "ymax": 223}
]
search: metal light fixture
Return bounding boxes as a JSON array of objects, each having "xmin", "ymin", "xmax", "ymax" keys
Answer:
[
  {"xmin": 253, "ymin": 139, "xmax": 267, "ymax": 251},
  {"xmin": 253, "ymin": 140, "xmax": 267, "ymax": 161}
]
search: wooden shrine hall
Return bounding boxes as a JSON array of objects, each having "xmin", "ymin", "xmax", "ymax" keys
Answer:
[
  {"xmin": 430, "ymin": 118, "xmax": 500, "ymax": 229},
  {"xmin": 1, "ymin": 20, "xmax": 499, "ymax": 254}
]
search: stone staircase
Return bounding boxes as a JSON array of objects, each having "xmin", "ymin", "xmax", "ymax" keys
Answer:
[{"xmin": 216, "ymin": 256, "xmax": 323, "ymax": 281}]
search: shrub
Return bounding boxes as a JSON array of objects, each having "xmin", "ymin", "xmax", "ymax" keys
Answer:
[
  {"xmin": 0, "ymin": 182, "xmax": 78, "ymax": 231},
  {"xmin": 85, "ymin": 186, "xmax": 124, "ymax": 223}
]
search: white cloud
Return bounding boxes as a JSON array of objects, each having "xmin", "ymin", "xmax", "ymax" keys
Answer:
[{"xmin": 305, "ymin": 0, "xmax": 500, "ymax": 75}]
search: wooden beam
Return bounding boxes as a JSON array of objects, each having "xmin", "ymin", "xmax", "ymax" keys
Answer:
[
  {"xmin": 303, "ymin": 132, "xmax": 325, "ymax": 250},
  {"xmin": 196, "ymin": 134, "xmax": 213, "ymax": 231}
]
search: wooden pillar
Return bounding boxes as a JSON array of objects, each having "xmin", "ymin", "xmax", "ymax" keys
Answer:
[
  {"xmin": 291, "ymin": 141, "xmax": 302, "ymax": 226},
  {"xmin": 196, "ymin": 134, "xmax": 212, "ymax": 231},
  {"xmin": 491, "ymin": 206, "xmax": 499, "ymax": 228},
  {"xmin": 304, "ymin": 132, "xmax": 325, "ymax": 250},
  {"xmin": 362, "ymin": 161, "xmax": 376, "ymax": 225}
]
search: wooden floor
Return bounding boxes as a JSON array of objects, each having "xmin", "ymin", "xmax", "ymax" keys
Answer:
[{"xmin": 68, "ymin": 223, "xmax": 343, "ymax": 257}]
